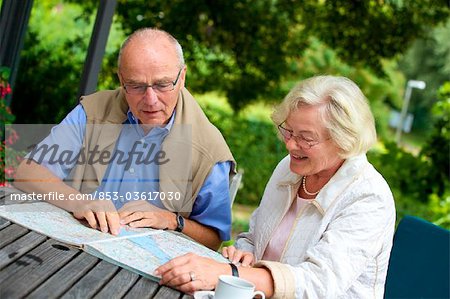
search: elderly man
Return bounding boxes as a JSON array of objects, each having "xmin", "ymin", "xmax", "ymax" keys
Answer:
[{"xmin": 15, "ymin": 28, "xmax": 236, "ymax": 250}]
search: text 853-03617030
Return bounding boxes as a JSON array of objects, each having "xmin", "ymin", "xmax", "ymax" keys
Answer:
[
  {"xmin": 90, "ymin": 191, "xmax": 182, "ymax": 201},
  {"xmin": 8, "ymin": 191, "xmax": 182, "ymax": 202}
]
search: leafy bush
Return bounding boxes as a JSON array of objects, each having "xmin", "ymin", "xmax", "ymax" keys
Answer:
[
  {"xmin": 368, "ymin": 82, "xmax": 450, "ymax": 228},
  {"xmin": 420, "ymin": 83, "xmax": 450, "ymax": 228},
  {"xmin": 231, "ymin": 218, "xmax": 250, "ymax": 238},
  {"xmin": 11, "ymin": 0, "xmax": 124, "ymax": 124},
  {"xmin": 1, "ymin": 67, "xmax": 14, "ymax": 186},
  {"xmin": 0, "ymin": 67, "xmax": 13, "ymax": 124},
  {"xmin": 419, "ymin": 82, "xmax": 450, "ymax": 197},
  {"xmin": 368, "ymin": 142, "xmax": 431, "ymax": 203},
  {"xmin": 0, "ymin": 67, "xmax": 24, "ymax": 186},
  {"xmin": 196, "ymin": 93, "xmax": 286, "ymax": 206},
  {"xmin": 428, "ymin": 192, "xmax": 450, "ymax": 228}
]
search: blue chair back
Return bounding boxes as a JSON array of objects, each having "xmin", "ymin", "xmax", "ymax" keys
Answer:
[{"xmin": 384, "ymin": 215, "xmax": 450, "ymax": 298}]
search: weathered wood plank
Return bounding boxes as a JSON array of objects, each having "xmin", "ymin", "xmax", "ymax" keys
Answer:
[
  {"xmin": 153, "ymin": 285, "xmax": 183, "ymax": 299},
  {"xmin": 0, "ymin": 186, "xmax": 14, "ymax": 200},
  {"xmin": 60, "ymin": 260, "xmax": 119, "ymax": 299},
  {"xmin": 0, "ymin": 239, "xmax": 78, "ymax": 298},
  {"xmin": 181, "ymin": 294, "xmax": 194, "ymax": 299},
  {"xmin": 27, "ymin": 252, "xmax": 98, "ymax": 299},
  {"xmin": 0, "ymin": 223, "xmax": 29, "ymax": 248},
  {"xmin": 123, "ymin": 277, "xmax": 159, "ymax": 299},
  {"xmin": 94, "ymin": 268, "xmax": 140, "ymax": 299},
  {"xmin": 0, "ymin": 186, "xmax": 25, "ymax": 203},
  {"xmin": 0, "ymin": 218, "xmax": 10, "ymax": 230},
  {"xmin": 0, "ymin": 230, "xmax": 46, "ymax": 269}
]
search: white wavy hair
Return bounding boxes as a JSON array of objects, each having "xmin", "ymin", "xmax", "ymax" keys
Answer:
[{"xmin": 271, "ymin": 75, "xmax": 377, "ymax": 158}]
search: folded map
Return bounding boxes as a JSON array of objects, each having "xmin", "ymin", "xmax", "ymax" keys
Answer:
[{"xmin": 0, "ymin": 201, "xmax": 228, "ymax": 281}]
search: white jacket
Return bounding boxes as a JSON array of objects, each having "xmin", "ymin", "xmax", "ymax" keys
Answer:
[{"xmin": 236, "ymin": 155, "xmax": 395, "ymax": 299}]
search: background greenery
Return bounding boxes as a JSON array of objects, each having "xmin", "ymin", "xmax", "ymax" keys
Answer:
[{"xmin": 3, "ymin": 0, "xmax": 450, "ymax": 231}]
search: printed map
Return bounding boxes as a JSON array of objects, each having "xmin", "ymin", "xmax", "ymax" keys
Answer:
[
  {"xmin": 0, "ymin": 202, "xmax": 119, "ymax": 245},
  {"xmin": 0, "ymin": 202, "xmax": 228, "ymax": 280}
]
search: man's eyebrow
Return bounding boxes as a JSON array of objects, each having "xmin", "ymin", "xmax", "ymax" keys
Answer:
[
  {"xmin": 123, "ymin": 78, "xmax": 144, "ymax": 84},
  {"xmin": 123, "ymin": 76, "xmax": 173, "ymax": 84},
  {"xmin": 153, "ymin": 76, "xmax": 174, "ymax": 83}
]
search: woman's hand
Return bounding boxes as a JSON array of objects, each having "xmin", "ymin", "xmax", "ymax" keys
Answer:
[
  {"xmin": 155, "ymin": 253, "xmax": 230, "ymax": 294},
  {"xmin": 222, "ymin": 245, "xmax": 254, "ymax": 267}
]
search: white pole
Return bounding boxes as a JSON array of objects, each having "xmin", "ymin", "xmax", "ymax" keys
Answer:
[
  {"xmin": 395, "ymin": 84, "xmax": 413, "ymax": 145},
  {"xmin": 395, "ymin": 80, "xmax": 426, "ymax": 146}
]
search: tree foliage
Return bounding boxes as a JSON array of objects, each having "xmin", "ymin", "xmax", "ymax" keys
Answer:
[
  {"xmin": 70, "ymin": 0, "xmax": 450, "ymax": 110},
  {"xmin": 367, "ymin": 81, "xmax": 450, "ymax": 227},
  {"xmin": 11, "ymin": 0, "xmax": 124, "ymax": 124},
  {"xmin": 10, "ymin": 0, "xmax": 450, "ymax": 120},
  {"xmin": 398, "ymin": 20, "xmax": 450, "ymax": 132},
  {"xmin": 369, "ymin": 81, "xmax": 450, "ymax": 200},
  {"xmin": 420, "ymin": 82, "xmax": 450, "ymax": 196},
  {"xmin": 12, "ymin": 1, "xmax": 91, "ymax": 123},
  {"xmin": 112, "ymin": 0, "xmax": 308, "ymax": 110},
  {"xmin": 301, "ymin": 0, "xmax": 450, "ymax": 75}
]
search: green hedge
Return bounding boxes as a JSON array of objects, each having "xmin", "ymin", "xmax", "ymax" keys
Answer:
[{"xmin": 196, "ymin": 93, "xmax": 286, "ymax": 206}]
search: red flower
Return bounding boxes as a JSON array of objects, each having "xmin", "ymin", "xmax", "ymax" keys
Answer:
[
  {"xmin": 1, "ymin": 67, "xmax": 16, "ymax": 186},
  {"xmin": 5, "ymin": 129, "xmax": 18, "ymax": 146},
  {"xmin": 5, "ymin": 166, "xmax": 15, "ymax": 177},
  {"xmin": 0, "ymin": 182, "xmax": 10, "ymax": 187},
  {"xmin": 0, "ymin": 83, "xmax": 11, "ymax": 98}
]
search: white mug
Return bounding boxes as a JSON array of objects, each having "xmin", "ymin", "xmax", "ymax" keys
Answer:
[{"xmin": 209, "ymin": 275, "xmax": 265, "ymax": 299}]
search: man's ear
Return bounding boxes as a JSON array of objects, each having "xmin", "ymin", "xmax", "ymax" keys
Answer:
[
  {"xmin": 180, "ymin": 66, "xmax": 187, "ymax": 87},
  {"xmin": 117, "ymin": 71, "xmax": 122, "ymax": 85}
]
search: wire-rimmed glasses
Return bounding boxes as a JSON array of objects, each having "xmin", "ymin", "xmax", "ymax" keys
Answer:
[
  {"xmin": 122, "ymin": 67, "xmax": 183, "ymax": 95},
  {"xmin": 277, "ymin": 122, "xmax": 328, "ymax": 149}
]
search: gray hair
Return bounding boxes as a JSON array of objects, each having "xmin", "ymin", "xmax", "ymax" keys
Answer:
[
  {"xmin": 117, "ymin": 28, "xmax": 185, "ymax": 69},
  {"xmin": 271, "ymin": 75, "xmax": 377, "ymax": 158}
]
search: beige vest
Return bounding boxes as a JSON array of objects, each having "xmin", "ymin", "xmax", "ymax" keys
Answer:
[{"xmin": 67, "ymin": 88, "xmax": 236, "ymax": 217}]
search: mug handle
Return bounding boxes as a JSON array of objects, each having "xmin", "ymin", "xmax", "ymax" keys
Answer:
[
  {"xmin": 198, "ymin": 291, "xmax": 214, "ymax": 298},
  {"xmin": 253, "ymin": 290, "xmax": 265, "ymax": 299}
]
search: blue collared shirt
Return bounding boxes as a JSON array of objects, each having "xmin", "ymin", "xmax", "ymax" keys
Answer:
[{"xmin": 31, "ymin": 104, "xmax": 232, "ymax": 240}]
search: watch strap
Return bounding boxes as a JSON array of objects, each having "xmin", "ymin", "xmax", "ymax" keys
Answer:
[
  {"xmin": 175, "ymin": 213, "xmax": 184, "ymax": 232},
  {"xmin": 229, "ymin": 263, "xmax": 239, "ymax": 277}
]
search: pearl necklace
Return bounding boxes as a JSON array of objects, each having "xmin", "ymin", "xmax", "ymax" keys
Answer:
[{"xmin": 302, "ymin": 176, "xmax": 321, "ymax": 196}]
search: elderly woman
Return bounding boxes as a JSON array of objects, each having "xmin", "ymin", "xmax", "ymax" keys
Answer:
[{"xmin": 155, "ymin": 75, "xmax": 396, "ymax": 298}]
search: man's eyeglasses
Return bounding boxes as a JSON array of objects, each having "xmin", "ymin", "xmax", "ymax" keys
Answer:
[
  {"xmin": 122, "ymin": 67, "xmax": 183, "ymax": 95},
  {"xmin": 277, "ymin": 122, "xmax": 328, "ymax": 149}
]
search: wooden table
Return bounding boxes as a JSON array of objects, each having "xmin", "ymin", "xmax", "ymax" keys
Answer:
[{"xmin": 0, "ymin": 188, "xmax": 193, "ymax": 299}]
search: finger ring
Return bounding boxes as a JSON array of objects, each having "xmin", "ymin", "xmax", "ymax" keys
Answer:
[{"xmin": 189, "ymin": 271, "xmax": 196, "ymax": 281}]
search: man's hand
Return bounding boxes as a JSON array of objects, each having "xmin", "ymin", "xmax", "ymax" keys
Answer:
[
  {"xmin": 72, "ymin": 200, "xmax": 120, "ymax": 235},
  {"xmin": 222, "ymin": 245, "xmax": 255, "ymax": 267},
  {"xmin": 119, "ymin": 200, "xmax": 176, "ymax": 230}
]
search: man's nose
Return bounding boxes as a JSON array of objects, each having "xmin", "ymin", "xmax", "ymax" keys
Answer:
[{"xmin": 143, "ymin": 86, "xmax": 158, "ymax": 105}]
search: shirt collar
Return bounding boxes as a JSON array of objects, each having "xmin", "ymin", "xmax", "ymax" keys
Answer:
[
  {"xmin": 126, "ymin": 109, "xmax": 176, "ymax": 135},
  {"xmin": 314, "ymin": 155, "xmax": 369, "ymax": 213}
]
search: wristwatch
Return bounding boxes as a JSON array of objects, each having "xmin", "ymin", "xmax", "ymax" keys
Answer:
[{"xmin": 175, "ymin": 213, "xmax": 185, "ymax": 232}]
